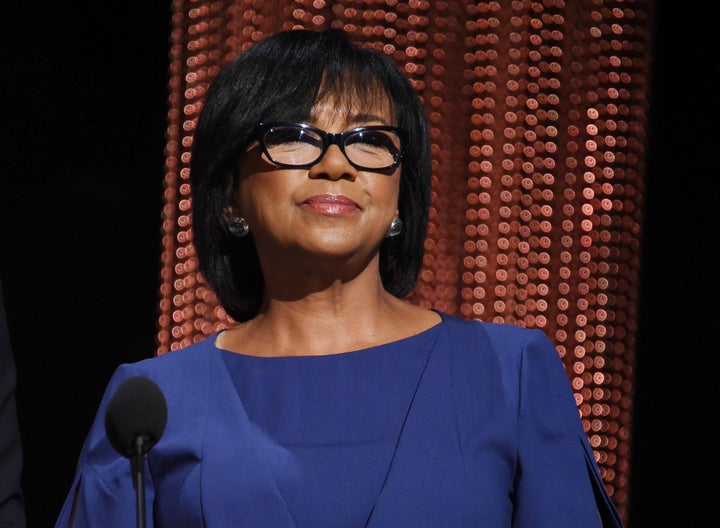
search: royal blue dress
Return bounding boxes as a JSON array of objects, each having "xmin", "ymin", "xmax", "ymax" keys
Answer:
[{"xmin": 55, "ymin": 311, "xmax": 622, "ymax": 527}]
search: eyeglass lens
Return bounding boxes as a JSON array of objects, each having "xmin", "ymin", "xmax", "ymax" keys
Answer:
[{"xmin": 261, "ymin": 124, "xmax": 402, "ymax": 170}]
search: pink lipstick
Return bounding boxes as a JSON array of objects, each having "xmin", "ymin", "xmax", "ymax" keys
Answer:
[{"xmin": 302, "ymin": 194, "xmax": 359, "ymax": 216}]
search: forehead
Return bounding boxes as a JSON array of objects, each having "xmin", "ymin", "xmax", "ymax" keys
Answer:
[
  {"xmin": 308, "ymin": 100, "xmax": 395, "ymax": 128},
  {"xmin": 309, "ymin": 74, "xmax": 396, "ymax": 126}
]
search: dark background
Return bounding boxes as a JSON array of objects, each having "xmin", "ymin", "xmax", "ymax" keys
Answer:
[{"xmin": 1, "ymin": 1, "xmax": 717, "ymax": 526}]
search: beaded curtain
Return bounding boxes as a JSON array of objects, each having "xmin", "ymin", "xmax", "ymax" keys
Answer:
[{"xmin": 157, "ymin": 0, "xmax": 652, "ymax": 523}]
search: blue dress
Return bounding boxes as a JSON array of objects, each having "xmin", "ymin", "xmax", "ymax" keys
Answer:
[{"xmin": 55, "ymin": 311, "xmax": 622, "ymax": 527}]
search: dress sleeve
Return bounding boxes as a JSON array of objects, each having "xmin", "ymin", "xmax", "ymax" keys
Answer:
[
  {"xmin": 54, "ymin": 364, "xmax": 157, "ymax": 528},
  {"xmin": 511, "ymin": 329, "xmax": 623, "ymax": 528}
]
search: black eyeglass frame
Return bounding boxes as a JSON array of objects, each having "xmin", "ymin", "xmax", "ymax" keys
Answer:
[{"xmin": 254, "ymin": 121, "xmax": 408, "ymax": 171}]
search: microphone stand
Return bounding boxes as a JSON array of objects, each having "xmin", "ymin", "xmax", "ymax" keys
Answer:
[{"xmin": 132, "ymin": 435, "xmax": 148, "ymax": 528}]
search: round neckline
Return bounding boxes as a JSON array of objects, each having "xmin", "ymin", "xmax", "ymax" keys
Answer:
[{"xmin": 214, "ymin": 310, "xmax": 445, "ymax": 360}]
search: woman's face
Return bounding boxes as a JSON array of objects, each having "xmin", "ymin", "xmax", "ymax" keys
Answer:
[{"xmin": 233, "ymin": 94, "xmax": 401, "ymax": 270}]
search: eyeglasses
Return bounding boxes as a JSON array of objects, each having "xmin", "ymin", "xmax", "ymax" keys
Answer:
[{"xmin": 254, "ymin": 122, "xmax": 407, "ymax": 171}]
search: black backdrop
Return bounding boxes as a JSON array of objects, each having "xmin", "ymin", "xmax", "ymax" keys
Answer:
[{"xmin": 1, "ymin": 1, "xmax": 717, "ymax": 526}]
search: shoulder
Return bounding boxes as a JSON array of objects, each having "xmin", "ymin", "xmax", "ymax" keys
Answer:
[
  {"xmin": 434, "ymin": 311, "xmax": 567, "ymax": 390},
  {"xmin": 104, "ymin": 334, "xmax": 221, "ymax": 400},
  {"xmin": 436, "ymin": 311, "xmax": 578, "ymax": 418},
  {"xmin": 135, "ymin": 333, "xmax": 217, "ymax": 369},
  {"xmin": 89, "ymin": 334, "xmax": 224, "ymax": 442},
  {"xmin": 435, "ymin": 310, "xmax": 558, "ymax": 360}
]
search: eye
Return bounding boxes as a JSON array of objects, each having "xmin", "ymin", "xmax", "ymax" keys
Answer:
[
  {"xmin": 259, "ymin": 124, "xmax": 325, "ymax": 166},
  {"xmin": 346, "ymin": 130, "xmax": 400, "ymax": 154},
  {"xmin": 265, "ymin": 126, "xmax": 308, "ymax": 147}
]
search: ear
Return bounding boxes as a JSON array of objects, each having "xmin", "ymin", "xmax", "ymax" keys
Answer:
[{"xmin": 222, "ymin": 205, "xmax": 237, "ymax": 222}]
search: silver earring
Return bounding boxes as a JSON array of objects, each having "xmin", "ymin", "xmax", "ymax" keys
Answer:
[
  {"xmin": 227, "ymin": 216, "xmax": 250, "ymax": 237},
  {"xmin": 386, "ymin": 217, "xmax": 403, "ymax": 237}
]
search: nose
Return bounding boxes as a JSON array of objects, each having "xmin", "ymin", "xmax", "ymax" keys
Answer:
[{"xmin": 308, "ymin": 143, "xmax": 358, "ymax": 181}]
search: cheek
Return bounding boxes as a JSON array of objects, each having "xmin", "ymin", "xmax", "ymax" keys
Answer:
[
  {"xmin": 237, "ymin": 180, "xmax": 271, "ymax": 219},
  {"xmin": 234, "ymin": 178, "xmax": 254, "ymax": 215},
  {"xmin": 234, "ymin": 153, "xmax": 290, "ymax": 212},
  {"xmin": 235, "ymin": 172, "xmax": 298, "ymax": 221},
  {"xmin": 373, "ymin": 173, "xmax": 401, "ymax": 209}
]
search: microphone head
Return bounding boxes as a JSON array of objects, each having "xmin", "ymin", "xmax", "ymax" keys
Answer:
[{"xmin": 104, "ymin": 376, "xmax": 168, "ymax": 458}]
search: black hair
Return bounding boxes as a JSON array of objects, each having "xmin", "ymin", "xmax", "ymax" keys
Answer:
[{"xmin": 190, "ymin": 28, "xmax": 431, "ymax": 322}]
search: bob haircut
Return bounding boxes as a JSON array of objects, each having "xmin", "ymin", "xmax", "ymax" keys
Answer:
[{"xmin": 190, "ymin": 28, "xmax": 432, "ymax": 322}]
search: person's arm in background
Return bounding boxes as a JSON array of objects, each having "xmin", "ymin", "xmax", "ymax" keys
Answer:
[{"xmin": 0, "ymin": 277, "xmax": 27, "ymax": 527}]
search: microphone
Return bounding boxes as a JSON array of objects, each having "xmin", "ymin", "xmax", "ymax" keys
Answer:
[{"xmin": 104, "ymin": 376, "xmax": 167, "ymax": 528}]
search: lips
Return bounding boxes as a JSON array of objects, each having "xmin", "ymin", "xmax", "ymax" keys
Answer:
[{"xmin": 301, "ymin": 194, "xmax": 359, "ymax": 216}]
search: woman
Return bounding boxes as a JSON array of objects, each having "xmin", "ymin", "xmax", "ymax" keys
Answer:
[{"xmin": 55, "ymin": 28, "xmax": 622, "ymax": 527}]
